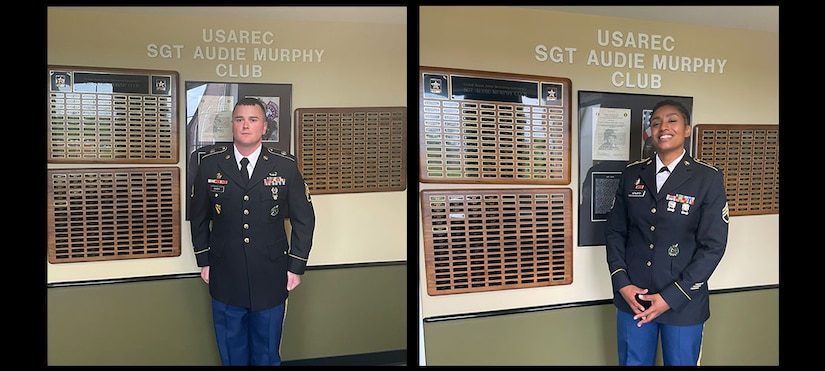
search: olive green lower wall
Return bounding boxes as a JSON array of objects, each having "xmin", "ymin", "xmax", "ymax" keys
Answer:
[
  {"xmin": 422, "ymin": 287, "xmax": 778, "ymax": 366},
  {"xmin": 47, "ymin": 263, "xmax": 406, "ymax": 366}
]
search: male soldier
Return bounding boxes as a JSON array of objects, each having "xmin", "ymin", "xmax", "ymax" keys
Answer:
[{"xmin": 190, "ymin": 97, "xmax": 316, "ymax": 366}]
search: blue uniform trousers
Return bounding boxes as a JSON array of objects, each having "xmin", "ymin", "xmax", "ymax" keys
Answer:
[
  {"xmin": 211, "ymin": 298, "xmax": 286, "ymax": 366},
  {"xmin": 616, "ymin": 309, "xmax": 704, "ymax": 366}
]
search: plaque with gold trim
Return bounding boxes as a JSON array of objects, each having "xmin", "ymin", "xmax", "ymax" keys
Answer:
[
  {"xmin": 48, "ymin": 65, "xmax": 179, "ymax": 164},
  {"xmin": 419, "ymin": 66, "xmax": 571, "ymax": 184}
]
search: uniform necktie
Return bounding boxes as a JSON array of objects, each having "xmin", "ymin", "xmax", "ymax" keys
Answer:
[
  {"xmin": 240, "ymin": 157, "xmax": 250, "ymax": 180},
  {"xmin": 656, "ymin": 166, "xmax": 670, "ymax": 192}
]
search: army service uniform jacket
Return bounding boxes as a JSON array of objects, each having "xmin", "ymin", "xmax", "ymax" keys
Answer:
[
  {"xmin": 190, "ymin": 144, "xmax": 316, "ymax": 311},
  {"xmin": 604, "ymin": 155, "xmax": 729, "ymax": 326}
]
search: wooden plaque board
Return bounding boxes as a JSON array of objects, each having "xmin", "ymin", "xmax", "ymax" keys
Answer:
[
  {"xmin": 419, "ymin": 67, "xmax": 571, "ymax": 185},
  {"xmin": 295, "ymin": 107, "xmax": 407, "ymax": 194},
  {"xmin": 692, "ymin": 124, "xmax": 779, "ymax": 216},
  {"xmin": 48, "ymin": 65, "xmax": 179, "ymax": 164},
  {"xmin": 421, "ymin": 188, "xmax": 573, "ymax": 296},
  {"xmin": 47, "ymin": 167, "xmax": 181, "ymax": 263}
]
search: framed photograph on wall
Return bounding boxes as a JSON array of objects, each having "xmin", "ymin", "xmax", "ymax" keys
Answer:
[
  {"xmin": 184, "ymin": 81, "xmax": 293, "ymax": 219},
  {"xmin": 577, "ymin": 91, "xmax": 693, "ymax": 246}
]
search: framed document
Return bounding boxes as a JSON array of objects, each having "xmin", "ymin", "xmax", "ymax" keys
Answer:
[
  {"xmin": 590, "ymin": 171, "xmax": 622, "ymax": 222},
  {"xmin": 577, "ymin": 91, "xmax": 693, "ymax": 246}
]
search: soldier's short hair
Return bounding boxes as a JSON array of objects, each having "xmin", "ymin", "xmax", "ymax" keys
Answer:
[
  {"xmin": 651, "ymin": 99, "xmax": 690, "ymax": 126},
  {"xmin": 234, "ymin": 97, "xmax": 267, "ymax": 117}
]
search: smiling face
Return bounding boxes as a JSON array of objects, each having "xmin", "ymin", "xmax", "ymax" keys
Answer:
[
  {"xmin": 232, "ymin": 101, "xmax": 268, "ymax": 153},
  {"xmin": 649, "ymin": 103, "xmax": 690, "ymax": 162}
]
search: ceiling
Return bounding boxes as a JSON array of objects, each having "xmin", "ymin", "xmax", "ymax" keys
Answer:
[
  {"xmin": 52, "ymin": 6, "xmax": 408, "ymax": 25},
  {"xmin": 54, "ymin": 6, "xmax": 778, "ymax": 33},
  {"xmin": 520, "ymin": 6, "xmax": 778, "ymax": 33}
]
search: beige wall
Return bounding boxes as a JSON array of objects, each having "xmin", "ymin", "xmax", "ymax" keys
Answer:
[
  {"xmin": 46, "ymin": 7, "xmax": 408, "ymax": 283},
  {"xmin": 419, "ymin": 6, "xmax": 778, "ymax": 317}
]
